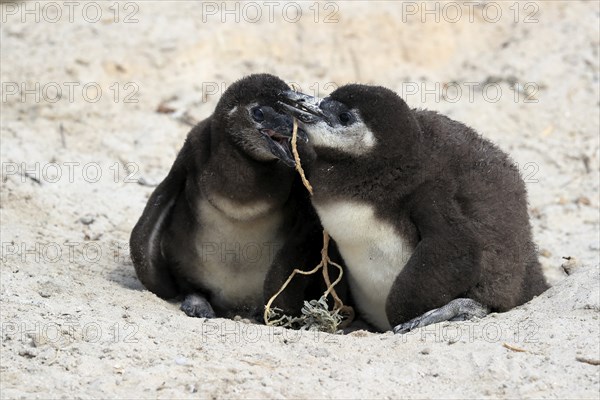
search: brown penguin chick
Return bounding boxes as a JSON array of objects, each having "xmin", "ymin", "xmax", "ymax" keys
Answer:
[
  {"xmin": 129, "ymin": 74, "xmax": 340, "ymax": 321},
  {"xmin": 278, "ymin": 84, "xmax": 549, "ymax": 333}
]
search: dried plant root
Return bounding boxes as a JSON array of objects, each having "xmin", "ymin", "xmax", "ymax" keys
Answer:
[
  {"xmin": 502, "ymin": 343, "xmax": 527, "ymax": 352},
  {"xmin": 263, "ymin": 117, "xmax": 354, "ymax": 332},
  {"xmin": 263, "ymin": 262, "xmax": 323, "ymax": 326},
  {"xmin": 290, "ymin": 117, "xmax": 313, "ymax": 194}
]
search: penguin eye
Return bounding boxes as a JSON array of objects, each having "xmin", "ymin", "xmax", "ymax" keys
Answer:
[
  {"xmin": 339, "ymin": 112, "xmax": 353, "ymax": 125},
  {"xmin": 251, "ymin": 107, "xmax": 265, "ymax": 122}
]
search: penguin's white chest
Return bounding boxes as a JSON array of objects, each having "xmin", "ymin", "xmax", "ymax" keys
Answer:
[
  {"xmin": 194, "ymin": 197, "xmax": 285, "ymax": 311},
  {"xmin": 315, "ymin": 201, "xmax": 414, "ymax": 331}
]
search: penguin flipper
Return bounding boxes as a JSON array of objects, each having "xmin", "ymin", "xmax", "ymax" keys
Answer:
[
  {"xmin": 263, "ymin": 181, "xmax": 346, "ymax": 318},
  {"xmin": 264, "ymin": 216, "xmax": 322, "ymax": 317},
  {"xmin": 392, "ymin": 298, "xmax": 489, "ymax": 334},
  {"xmin": 264, "ymin": 229, "xmax": 349, "ymax": 321},
  {"xmin": 130, "ymin": 124, "xmax": 206, "ymax": 300},
  {"xmin": 386, "ymin": 182, "xmax": 483, "ymax": 328},
  {"xmin": 129, "ymin": 159, "xmax": 186, "ymax": 299}
]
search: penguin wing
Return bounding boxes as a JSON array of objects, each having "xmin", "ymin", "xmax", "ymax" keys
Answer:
[
  {"xmin": 129, "ymin": 119, "xmax": 211, "ymax": 299},
  {"xmin": 263, "ymin": 180, "xmax": 349, "ymax": 317},
  {"xmin": 385, "ymin": 181, "xmax": 482, "ymax": 326}
]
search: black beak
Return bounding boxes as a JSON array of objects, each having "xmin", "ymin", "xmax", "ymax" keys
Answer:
[
  {"xmin": 277, "ymin": 90, "xmax": 327, "ymax": 124},
  {"xmin": 259, "ymin": 114, "xmax": 308, "ymax": 168}
]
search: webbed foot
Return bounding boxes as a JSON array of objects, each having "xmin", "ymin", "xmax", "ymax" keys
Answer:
[
  {"xmin": 181, "ymin": 293, "xmax": 216, "ymax": 318},
  {"xmin": 393, "ymin": 298, "xmax": 489, "ymax": 334}
]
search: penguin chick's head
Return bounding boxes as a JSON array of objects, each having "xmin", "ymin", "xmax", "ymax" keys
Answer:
[
  {"xmin": 278, "ymin": 84, "xmax": 421, "ymax": 158},
  {"xmin": 214, "ymin": 73, "xmax": 308, "ymax": 167}
]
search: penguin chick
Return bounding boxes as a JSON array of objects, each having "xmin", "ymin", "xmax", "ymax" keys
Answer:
[
  {"xmin": 130, "ymin": 73, "xmax": 330, "ymax": 320},
  {"xmin": 278, "ymin": 85, "xmax": 549, "ymax": 333}
]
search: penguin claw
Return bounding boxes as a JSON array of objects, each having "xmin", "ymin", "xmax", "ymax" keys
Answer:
[
  {"xmin": 393, "ymin": 319, "xmax": 424, "ymax": 334},
  {"xmin": 392, "ymin": 298, "xmax": 490, "ymax": 334},
  {"xmin": 181, "ymin": 293, "xmax": 216, "ymax": 318}
]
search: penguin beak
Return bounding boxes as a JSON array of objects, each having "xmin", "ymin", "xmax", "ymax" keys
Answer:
[
  {"xmin": 259, "ymin": 115, "xmax": 307, "ymax": 168},
  {"xmin": 277, "ymin": 90, "xmax": 326, "ymax": 124},
  {"xmin": 260, "ymin": 128, "xmax": 295, "ymax": 167}
]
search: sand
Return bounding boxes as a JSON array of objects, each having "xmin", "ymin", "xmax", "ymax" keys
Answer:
[{"xmin": 1, "ymin": 1, "xmax": 599, "ymax": 398}]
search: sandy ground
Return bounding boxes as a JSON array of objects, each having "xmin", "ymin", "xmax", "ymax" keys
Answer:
[{"xmin": 1, "ymin": 1, "xmax": 599, "ymax": 398}]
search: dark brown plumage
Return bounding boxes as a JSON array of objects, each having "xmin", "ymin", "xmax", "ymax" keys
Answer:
[
  {"xmin": 129, "ymin": 74, "xmax": 341, "ymax": 320},
  {"xmin": 279, "ymin": 84, "xmax": 549, "ymax": 332}
]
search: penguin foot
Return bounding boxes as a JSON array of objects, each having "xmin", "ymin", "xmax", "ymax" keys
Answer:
[
  {"xmin": 181, "ymin": 293, "xmax": 216, "ymax": 318},
  {"xmin": 393, "ymin": 298, "xmax": 489, "ymax": 334}
]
